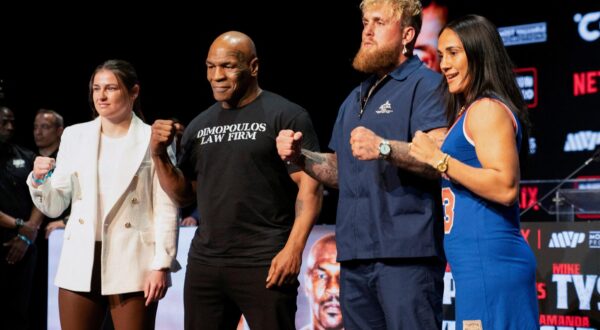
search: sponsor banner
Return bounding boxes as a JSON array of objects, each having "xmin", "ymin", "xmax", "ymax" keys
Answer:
[
  {"xmin": 499, "ymin": 22, "xmax": 547, "ymax": 46},
  {"xmin": 443, "ymin": 222, "xmax": 600, "ymax": 329},
  {"xmin": 515, "ymin": 67, "xmax": 539, "ymax": 108},
  {"xmin": 564, "ymin": 131, "xmax": 600, "ymax": 152},
  {"xmin": 573, "ymin": 70, "xmax": 600, "ymax": 97},
  {"xmin": 574, "ymin": 11, "xmax": 600, "ymax": 42}
]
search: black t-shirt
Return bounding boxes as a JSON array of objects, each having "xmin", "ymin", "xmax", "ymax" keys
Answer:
[
  {"xmin": 0, "ymin": 143, "xmax": 35, "ymax": 241},
  {"xmin": 179, "ymin": 91, "xmax": 320, "ymax": 266}
]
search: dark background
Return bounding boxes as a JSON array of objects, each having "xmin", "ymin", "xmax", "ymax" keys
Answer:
[{"xmin": 1, "ymin": 0, "xmax": 599, "ymax": 224}]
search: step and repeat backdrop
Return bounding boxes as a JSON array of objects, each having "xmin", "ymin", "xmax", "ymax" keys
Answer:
[{"xmin": 48, "ymin": 223, "xmax": 599, "ymax": 329}]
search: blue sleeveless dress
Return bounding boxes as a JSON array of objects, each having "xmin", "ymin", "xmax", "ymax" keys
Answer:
[{"xmin": 440, "ymin": 98, "xmax": 539, "ymax": 329}]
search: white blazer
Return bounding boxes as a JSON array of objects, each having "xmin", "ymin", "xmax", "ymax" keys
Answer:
[{"xmin": 28, "ymin": 115, "xmax": 181, "ymax": 295}]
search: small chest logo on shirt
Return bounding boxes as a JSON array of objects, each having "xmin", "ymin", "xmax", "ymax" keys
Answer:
[
  {"xmin": 12, "ymin": 158, "xmax": 26, "ymax": 168},
  {"xmin": 375, "ymin": 100, "xmax": 393, "ymax": 114},
  {"xmin": 196, "ymin": 122, "xmax": 267, "ymax": 145}
]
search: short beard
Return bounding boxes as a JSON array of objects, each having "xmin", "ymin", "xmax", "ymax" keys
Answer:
[{"xmin": 352, "ymin": 44, "xmax": 401, "ymax": 74}]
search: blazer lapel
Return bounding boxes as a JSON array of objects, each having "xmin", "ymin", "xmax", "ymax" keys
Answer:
[
  {"xmin": 79, "ymin": 117, "xmax": 101, "ymax": 225},
  {"xmin": 102, "ymin": 114, "xmax": 150, "ymax": 221}
]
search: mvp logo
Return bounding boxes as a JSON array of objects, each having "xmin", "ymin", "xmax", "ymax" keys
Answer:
[
  {"xmin": 548, "ymin": 231, "xmax": 585, "ymax": 248},
  {"xmin": 564, "ymin": 131, "xmax": 600, "ymax": 152}
]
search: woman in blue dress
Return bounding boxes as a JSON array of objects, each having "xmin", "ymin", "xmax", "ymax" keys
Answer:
[{"xmin": 409, "ymin": 15, "xmax": 539, "ymax": 329}]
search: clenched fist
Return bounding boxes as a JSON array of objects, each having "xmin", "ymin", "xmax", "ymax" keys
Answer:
[
  {"xmin": 276, "ymin": 130, "xmax": 303, "ymax": 164},
  {"xmin": 408, "ymin": 130, "xmax": 441, "ymax": 167},
  {"xmin": 32, "ymin": 156, "xmax": 55, "ymax": 187},
  {"xmin": 151, "ymin": 119, "xmax": 180, "ymax": 156},
  {"xmin": 350, "ymin": 126, "xmax": 381, "ymax": 160}
]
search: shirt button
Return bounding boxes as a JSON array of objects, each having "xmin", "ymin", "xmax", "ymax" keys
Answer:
[
  {"xmin": 79, "ymin": 219, "xmax": 84, "ymax": 224},
  {"xmin": 124, "ymin": 222, "xmax": 131, "ymax": 228},
  {"xmin": 131, "ymin": 197, "xmax": 139, "ymax": 204}
]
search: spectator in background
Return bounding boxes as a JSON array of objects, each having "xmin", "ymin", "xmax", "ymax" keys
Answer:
[
  {"xmin": 301, "ymin": 233, "xmax": 342, "ymax": 330},
  {"xmin": 0, "ymin": 106, "xmax": 45, "ymax": 330},
  {"xmin": 31, "ymin": 108, "xmax": 67, "ymax": 330},
  {"xmin": 32, "ymin": 108, "xmax": 69, "ymax": 237},
  {"xmin": 34, "ymin": 109, "xmax": 64, "ymax": 157}
]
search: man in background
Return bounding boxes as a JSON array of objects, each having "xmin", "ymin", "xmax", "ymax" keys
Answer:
[
  {"xmin": 33, "ymin": 108, "xmax": 68, "ymax": 237},
  {"xmin": 34, "ymin": 109, "xmax": 64, "ymax": 158},
  {"xmin": 0, "ymin": 106, "xmax": 44, "ymax": 330},
  {"xmin": 29, "ymin": 108, "xmax": 66, "ymax": 330}
]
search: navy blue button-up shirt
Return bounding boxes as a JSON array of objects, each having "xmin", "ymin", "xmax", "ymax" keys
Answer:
[{"xmin": 329, "ymin": 56, "xmax": 447, "ymax": 261}]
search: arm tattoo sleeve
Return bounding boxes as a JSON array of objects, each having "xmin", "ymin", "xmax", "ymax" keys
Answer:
[{"xmin": 300, "ymin": 149, "xmax": 339, "ymax": 188}]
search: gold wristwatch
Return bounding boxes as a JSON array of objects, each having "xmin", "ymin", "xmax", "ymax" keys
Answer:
[{"xmin": 435, "ymin": 153, "xmax": 450, "ymax": 173}]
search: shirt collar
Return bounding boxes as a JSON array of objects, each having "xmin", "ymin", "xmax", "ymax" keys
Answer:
[{"xmin": 388, "ymin": 56, "xmax": 424, "ymax": 81}]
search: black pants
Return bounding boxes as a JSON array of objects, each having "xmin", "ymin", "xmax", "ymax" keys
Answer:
[
  {"xmin": 184, "ymin": 261, "xmax": 299, "ymax": 330},
  {"xmin": 0, "ymin": 242, "xmax": 37, "ymax": 330}
]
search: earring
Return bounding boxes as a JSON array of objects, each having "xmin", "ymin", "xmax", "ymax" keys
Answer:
[{"xmin": 402, "ymin": 45, "xmax": 408, "ymax": 55}]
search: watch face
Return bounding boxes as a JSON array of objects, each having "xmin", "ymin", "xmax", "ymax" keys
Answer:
[
  {"xmin": 437, "ymin": 163, "xmax": 447, "ymax": 172},
  {"xmin": 379, "ymin": 142, "xmax": 391, "ymax": 156}
]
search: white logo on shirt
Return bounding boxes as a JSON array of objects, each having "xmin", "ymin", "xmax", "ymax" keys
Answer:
[
  {"xmin": 12, "ymin": 159, "xmax": 26, "ymax": 168},
  {"xmin": 375, "ymin": 100, "xmax": 393, "ymax": 114}
]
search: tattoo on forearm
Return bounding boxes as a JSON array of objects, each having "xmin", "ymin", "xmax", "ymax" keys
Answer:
[
  {"xmin": 388, "ymin": 141, "xmax": 439, "ymax": 179},
  {"xmin": 301, "ymin": 149, "xmax": 326, "ymax": 164},
  {"xmin": 300, "ymin": 149, "xmax": 338, "ymax": 188}
]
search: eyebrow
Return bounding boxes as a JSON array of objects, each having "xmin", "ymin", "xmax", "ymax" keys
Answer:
[{"xmin": 442, "ymin": 46, "xmax": 463, "ymax": 51}]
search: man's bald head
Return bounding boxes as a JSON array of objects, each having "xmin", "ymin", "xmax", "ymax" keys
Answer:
[
  {"xmin": 0, "ymin": 106, "xmax": 15, "ymax": 143},
  {"xmin": 210, "ymin": 31, "xmax": 257, "ymax": 63},
  {"xmin": 206, "ymin": 31, "xmax": 261, "ymax": 109}
]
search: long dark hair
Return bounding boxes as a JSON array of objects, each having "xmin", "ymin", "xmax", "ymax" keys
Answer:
[
  {"xmin": 88, "ymin": 59, "xmax": 145, "ymax": 121},
  {"xmin": 440, "ymin": 15, "xmax": 529, "ymax": 130}
]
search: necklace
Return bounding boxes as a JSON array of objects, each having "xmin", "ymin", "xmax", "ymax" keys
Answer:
[
  {"xmin": 359, "ymin": 74, "xmax": 389, "ymax": 117},
  {"xmin": 457, "ymin": 105, "xmax": 466, "ymax": 118}
]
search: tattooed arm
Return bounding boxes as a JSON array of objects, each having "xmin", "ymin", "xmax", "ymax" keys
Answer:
[
  {"xmin": 300, "ymin": 149, "xmax": 339, "ymax": 188},
  {"xmin": 349, "ymin": 126, "xmax": 446, "ymax": 179},
  {"xmin": 276, "ymin": 130, "xmax": 339, "ymax": 189}
]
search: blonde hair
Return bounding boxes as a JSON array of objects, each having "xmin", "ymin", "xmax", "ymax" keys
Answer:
[{"xmin": 360, "ymin": 0, "xmax": 423, "ymax": 54}]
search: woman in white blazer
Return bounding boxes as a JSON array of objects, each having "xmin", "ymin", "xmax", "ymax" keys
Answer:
[{"xmin": 28, "ymin": 59, "xmax": 180, "ymax": 330}]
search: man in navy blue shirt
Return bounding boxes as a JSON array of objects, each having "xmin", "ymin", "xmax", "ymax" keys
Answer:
[{"xmin": 277, "ymin": 0, "xmax": 447, "ymax": 328}]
